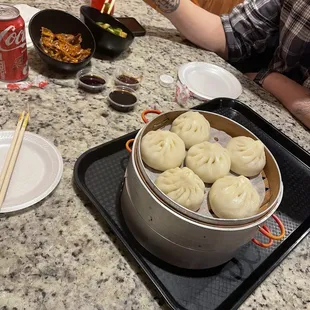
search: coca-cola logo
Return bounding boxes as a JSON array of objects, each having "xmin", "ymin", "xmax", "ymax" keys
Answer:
[{"xmin": 0, "ymin": 25, "xmax": 26, "ymax": 52}]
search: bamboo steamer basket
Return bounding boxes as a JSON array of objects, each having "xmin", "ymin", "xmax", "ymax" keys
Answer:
[{"xmin": 126, "ymin": 110, "xmax": 283, "ymax": 226}]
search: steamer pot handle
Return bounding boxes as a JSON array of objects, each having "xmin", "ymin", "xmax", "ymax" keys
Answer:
[
  {"xmin": 252, "ymin": 214, "xmax": 286, "ymax": 248},
  {"xmin": 125, "ymin": 139, "xmax": 135, "ymax": 153},
  {"xmin": 252, "ymin": 226, "xmax": 273, "ymax": 248},
  {"xmin": 141, "ymin": 110, "xmax": 161, "ymax": 123},
  {"xmin": 259, "ymin": 214, "xmax": 285, "ymax": 241}
]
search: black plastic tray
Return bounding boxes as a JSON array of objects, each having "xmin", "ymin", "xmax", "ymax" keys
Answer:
[{"xmin": 74, "ymin": 98, "xmax": 310, "ymax": 310}]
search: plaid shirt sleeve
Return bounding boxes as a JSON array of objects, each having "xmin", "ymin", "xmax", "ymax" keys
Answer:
[{"xmin": 221, "ymin": 0, "xmax": 282, "ymax": 62}]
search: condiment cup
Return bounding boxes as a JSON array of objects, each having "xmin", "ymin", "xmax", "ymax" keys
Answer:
[
  {"xmin": 108, "ymin": 86, "xmax": 138, "ymax": 112},
  {"xmin": 76, "ymin": 68, "xmax": 108, "ymax": 93},
  {"xmin": 113, "ymin": 66, "xmax": 143, "ymax": 90}
]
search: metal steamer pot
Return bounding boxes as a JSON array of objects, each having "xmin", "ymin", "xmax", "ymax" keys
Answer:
[{"xmin": 122, "ymin": 110, "xmax": 285, "ymax": 269}]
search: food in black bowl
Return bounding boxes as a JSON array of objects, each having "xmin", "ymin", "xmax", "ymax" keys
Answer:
[
  {"xmin": 29, "ymin": 9, "xmax": 96, "ymax": 72},
  {"xmin": 80, "ymin": 6, "xmax": 134, "ymax": 58}
]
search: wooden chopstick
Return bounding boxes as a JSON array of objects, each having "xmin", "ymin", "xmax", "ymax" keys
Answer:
[
  {"xmin": 107, "ymin": 0, "xmax": 115, "ymax": 14},
  {"xmin": 0, "ymin": 111, "xmax": 25, "ymax": 190},
  {"xmin": 0, "ymin": 112, "xmax": 29, "ymax": 209},
  {"xmin": 100, "ymin": 0, "xmax": 108, "ymax": 13}
]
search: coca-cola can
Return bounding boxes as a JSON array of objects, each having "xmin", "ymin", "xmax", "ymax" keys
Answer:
[{"xmin": 0, "ymin": 4, "xmax": 28, "ymax": 82}]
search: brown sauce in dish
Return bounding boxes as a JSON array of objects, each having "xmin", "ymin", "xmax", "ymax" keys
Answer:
[
  {"xmin": 80, "ymin": 75, "xmax": 106, "ymax": 86},
  {"xmin": 117, "ymin": 74, "xmax": 139, "ymax": 84},
  {"xmin": 110, "ymin": 90, "xmax": 137, "ymax": 105},
  {"xmin": 109, "ymin": 89, "xmax": 137, "ymax": 112}
]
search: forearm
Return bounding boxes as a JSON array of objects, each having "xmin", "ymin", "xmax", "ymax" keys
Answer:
[
  {"xmin": 262, "ymin": 72, "xmax": 310, "ymax": 128},
  {"xmin": 150, "ymin": 0, "xmax": 227, "ymax": 58}
]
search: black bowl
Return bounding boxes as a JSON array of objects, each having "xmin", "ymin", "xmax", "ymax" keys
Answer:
[
  {"xmin": 80, "ymin": 6, "xmax": 134, "ymax": 58},
  {"xmin": 29, "ymin": 9, "xmax": 96, "ymax": 72}
]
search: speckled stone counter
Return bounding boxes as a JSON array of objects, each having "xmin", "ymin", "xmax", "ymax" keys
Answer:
[{"xmin": 0, "ymin": 1, "xmax": 309, "ymax": 309}]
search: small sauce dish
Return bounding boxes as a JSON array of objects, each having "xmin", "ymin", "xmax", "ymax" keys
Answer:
[
  {"xmin": 108, "ymin": 86, "xmax": 138, "ymax": 112},
  {"xmin": 77, "ymin": 68, "xmax": 107, "ymax": 93},
  {"xmin": 114, "ymin": 67, "xmax": 142, "ymax": 90}
]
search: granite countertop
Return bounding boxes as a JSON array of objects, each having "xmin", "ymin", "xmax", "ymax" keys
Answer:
[{"xmin": 0, "ymin": 0, "xmax": 310, "ymax": 309}]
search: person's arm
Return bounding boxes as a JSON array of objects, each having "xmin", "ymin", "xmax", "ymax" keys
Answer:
[
  {"xmin": 261, "ymin": 73, "xmax": 310, "ymax": 129},
  {"xmin": 146, "ymin": 0, "xmax": 281, "ymax": 62},
  {"xmin": 148, "ymin": 0, "xmax": 227, "ymax": 57}
]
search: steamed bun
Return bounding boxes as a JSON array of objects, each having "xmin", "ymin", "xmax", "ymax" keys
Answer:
[
  {"xmin": 209, "ymin": 175, "xmax": 260, "ymax": 219},
  {"xmin": 170, "ymin": 111, "xmax": 210, "ymax": 149},
  {"xmin": 226, "ymin": 136, "xmax": 266, "ymax": 177},
  {"xmin": 155, "ymin": 167, "xmax": 205, "ymax": 211},
  {"xmin": 141, "ymin": 130, "xmax": 186, "ymax": 171},
  {"xmin": 186, "ymin": 142, "xmax": 231, "ymax": 183}
]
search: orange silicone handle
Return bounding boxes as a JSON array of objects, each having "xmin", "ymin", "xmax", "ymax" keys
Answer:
[
  {"xmin": 252, "ymin": 225, "xmax": 273, "ymax": 248},
  {"xmin": 252, "ymin": 214, "xmax": 285, "ymax": 248},
  {"xmin": 141, "ymin": 109, "xmax": 161, "ymax": 123},
  {"xmin": 258, "ymin": 214, "xmax": 286, "ymax": 241},
  {"xmin": 125, "ymin": 139, "xmax": 134, "ymax": 153}
]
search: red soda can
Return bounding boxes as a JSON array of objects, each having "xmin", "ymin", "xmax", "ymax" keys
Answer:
[{"xmin": 0, "ymin": 4, "xmax": 28, "ymax": 82}]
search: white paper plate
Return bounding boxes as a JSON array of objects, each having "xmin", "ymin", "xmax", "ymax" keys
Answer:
[
  {"xmin": 178, "ymin": 62, "xmax": 242, "ymax": 100},
  {"xmin": 0, "ymin": 131, "xmax": 63, "ymax": 213}
]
